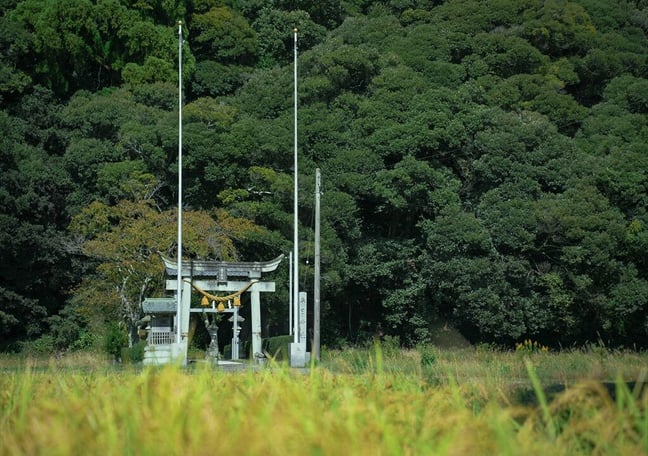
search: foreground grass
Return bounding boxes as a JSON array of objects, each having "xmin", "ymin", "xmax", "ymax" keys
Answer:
[{"xmin": 1, "ymin": 357, "xmax": 647, "ymax": 455}]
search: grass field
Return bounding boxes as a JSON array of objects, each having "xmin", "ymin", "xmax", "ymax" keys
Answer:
[{"xmin": 1, "ymin": 345, "xmax": 647, "ymax": 455}]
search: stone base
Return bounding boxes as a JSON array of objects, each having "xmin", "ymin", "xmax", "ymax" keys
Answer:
[
  {"xmin": 143, "ymin": 341, "xmax": 187, "ymax": 366},
  {"xmin": 289, "ymin": 342, "xmax": 310, "ymax": 367},
  {"xmin": 143, "ymin": 345, "xmax": 172, "ymax": 365}
]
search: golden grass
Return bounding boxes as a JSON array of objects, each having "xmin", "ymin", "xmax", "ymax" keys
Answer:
[{"xmin": 1, "ymin": 357, "xmax": 646, "ymax": 456}]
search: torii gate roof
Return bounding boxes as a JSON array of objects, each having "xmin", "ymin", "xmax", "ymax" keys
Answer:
[{"xmin": 160, "ymin": 254, "xmax": 284, "ymax": 281}]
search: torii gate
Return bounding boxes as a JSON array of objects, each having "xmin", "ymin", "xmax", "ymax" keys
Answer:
[{"xmin": 161, "ymin": 254, "xmax": 284, "ymax": 364}]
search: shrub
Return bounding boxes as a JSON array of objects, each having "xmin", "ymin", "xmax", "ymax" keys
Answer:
[
  {"xmin": 19, "ymin": 335, "xmax": 55, "ymax": 356},
  {"xmin": 263, "ymin": 335, "xmax": 293, "ymax": 361},
  {"xmin": 417, "ymin": 344, "xmax": 438, "ymax": 367},
  {"xmin": 104, "ymin": 322, "xmax": 128, "ymax": 361},
  {"xmin": 70, "ymin": 331, "xmax": 97, "ymax": 352},
  {"xmin": 376, "ymin": 335, "xmax": 400, "ymax": 358},
  {"xmin": 121, "ymin": 341, "xmax": 146, "ymax": 364}
]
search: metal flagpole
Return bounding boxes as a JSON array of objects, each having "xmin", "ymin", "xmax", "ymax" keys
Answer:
[
  {"xmin": 314, "ymin": 168, "xmax": 321, "ymax": 361},
  {"xmin": 312, "ymin": 168, "xmax": 322, "ymax": 361},
  {"xmin": 292, "ymin": 29, "xmax": 299, "ymax": 344},
  {"xmin": 176, "ymin": 20, "xmax": 183, "ymax": 345}
]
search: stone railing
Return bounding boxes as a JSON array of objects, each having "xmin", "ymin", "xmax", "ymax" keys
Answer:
[{"xmin": 148, "ymin": 331, "xmax": 174, "ymax": 346}]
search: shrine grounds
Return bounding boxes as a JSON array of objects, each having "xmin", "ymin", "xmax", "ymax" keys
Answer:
[{"xmin": 1, "ymin": 345, "xmax": 647, "ymax": 455}]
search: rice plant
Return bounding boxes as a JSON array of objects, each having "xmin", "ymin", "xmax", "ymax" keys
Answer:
[{"xmin": 1, "ymin": 356, "xmax": 646, "ymax": 455}]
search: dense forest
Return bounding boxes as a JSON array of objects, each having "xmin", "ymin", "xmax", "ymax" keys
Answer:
[{"xmin": 1, "ymin": 0, "xmax": 647, "ymax": 353}]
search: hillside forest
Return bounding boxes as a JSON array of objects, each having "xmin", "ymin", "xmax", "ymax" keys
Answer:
[{"xmin": 1, "ymin": 0, "xmax": 647, "ymax": 353}]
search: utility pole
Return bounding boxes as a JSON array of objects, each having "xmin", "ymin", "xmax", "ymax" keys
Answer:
[{"xmin": 313, "ymin": 168, "xmax": 321, "ymax": 361}]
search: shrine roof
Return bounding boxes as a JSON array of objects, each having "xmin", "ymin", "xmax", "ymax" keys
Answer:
[
  {"xmin": 142, "ymin": 297, "xmax": 176, "ymax": 314},
  {"xmin": 160, "ymin": 254, "xmax": 284, "ymax": 280}
]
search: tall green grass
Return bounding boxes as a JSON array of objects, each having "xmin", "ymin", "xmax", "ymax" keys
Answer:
[
  {"xmin": 323, "ymin": 343, "xmax": 648, "ymax": 389},
  {"xmin": 1, "ymin": 357, "xmax": 646, "ymax": 455}
]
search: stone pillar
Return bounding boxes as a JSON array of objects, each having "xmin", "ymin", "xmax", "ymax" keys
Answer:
[
  {"xmin": 175, "ymin": 279, "xmax": 192, "ymax": 365},
  {"xmin": 290, "ymin": 291, "xmax": 308, "ymax": 367},
  {"xmin": 251, "ymin": 286, "xmax": 262, "ymax": 361},
  {"xmin": 181, "ymin": 279, "xmax": 192, "ymax": 337}
]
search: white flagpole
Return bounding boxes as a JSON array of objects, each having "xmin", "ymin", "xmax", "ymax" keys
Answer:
[
  {"xmin": 292, "ymin": 29, "xmax": 299, "ymax": 344},
  {"xmin": 314, "ymin": 168, "xmax": 321, "ymax": 361},
  {"xmin": 176, "ymin": 20, "xmax": 183, "ymax": 345},
  {"xmin": 289, "ymin": 251, "xmax": 293, "ymax": 337}
]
